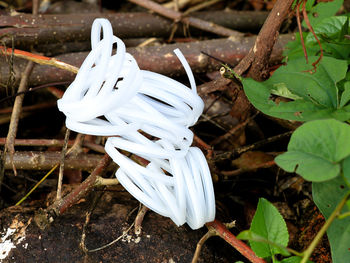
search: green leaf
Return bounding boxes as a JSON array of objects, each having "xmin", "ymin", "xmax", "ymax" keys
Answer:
[
  {"xmin": 243, "ymin": 56, "xmax": 349, "ymax": 121},
  {"xmin": 340, "ymin": 82, "xmax": 350, "ymax": 107},
  {"xmin": 248, "ymin": 198, "xmax": 289, "ymax": 258},
  {"xmin": 237, "ymin": 230, "xmax": 290, "ymax": 257},
  {"xmin": 283, "ymin": 32, "xmax": 320, "ymax": 61},
  {"xmin": 275, "ymin": 119, "xmax": 350, "ymax": 182},
  {"xmin": 313, "ymin": 177, "xmax": 350, "ymax": 263},
  {"xmin": 342, "ymin": 155, "xmax": 350, "ymax": 183},
  {"xmin": 306, "ymin": 16, "xmax": 350, "ymax": 45},
  {"xmin": 303, "ymin": 0, "xmax": 343, "ymax": 27},
  {"xmin": 281, "ymin": 256, "xmax": 312, "ymax": 263}
]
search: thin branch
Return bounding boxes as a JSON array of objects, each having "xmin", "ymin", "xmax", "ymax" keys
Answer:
[
  {"xmin": 0, "ymin": 138, "xmax": 105, "ymax": 153},
  {"xmin": 0, "ymin": 46, "xmax": 79, "ymax": 73},
  {"xmin": 0, "ymin": 35, "xmax": 292, "ymax": 87},
  {"xmin": 191, "ymin": 230, "xmax": 216, "ymax": 263},
  {"xmin": 206, "ymin": 220, "xmax": 266, "ymax": 263},
  {"xmin": 34, "ymin": 154, "xmax": 112, "ymax": 230},
  {"xmin": 134, "ymin": 205, "xmax": 149, "ymax": 235},
  {"xmin": 221, "ymin": 160, "xmax": 276, "ymax": 177},
  {"xmin": 3, "ymin": 151, "xmax": 108, "ymax": 171},
  {"xmin": 214, "ymin": 131, "xmax": 293, "ymax": 161},
  {"xmin": 56, "ymin": 128, "xmax": 70, "ymax": 201},
  {"xmin": 1, "ymin": 61, "xmax": 34, "ymax": 185},
  {"xmin": 128, "ymin": 0, "xmax": 243, "ymax": 39}
]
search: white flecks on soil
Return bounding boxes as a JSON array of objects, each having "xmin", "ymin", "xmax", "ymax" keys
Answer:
[{"xmin": 0, "ymin": 228, "xmax": 16, "ymax": 261}]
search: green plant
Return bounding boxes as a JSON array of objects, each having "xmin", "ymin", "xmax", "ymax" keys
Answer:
[{"xmin": 238, "ymin": 0, "xmax": 350, "ymax": 262}]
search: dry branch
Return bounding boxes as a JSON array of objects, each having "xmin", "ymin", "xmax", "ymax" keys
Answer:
[
  {"xmin": 128, "ymin": 0, "xmax": 243, "ymax": 38},
  {"xmin": 0, "ymin": 34, "xmax": 293, "ymax": 88},
  {"xmin": 3, "ymin": 151, "xmax": 110, "ymax": 171},
  {"xmin": 0, "ymin": 11, "xmax": 268, "ymax": 50},
  {"xmin": 234, "ymin": 0, "xmax": 294, "ymax": 80}
]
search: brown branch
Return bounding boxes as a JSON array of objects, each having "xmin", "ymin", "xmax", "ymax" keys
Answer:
[
  {"xmin": 234, "ymin": 0, "xmax": 294, "ymax": 80},
  {"xmin": 0, "ymin": 46, "xmax": 79, "ymax": 73},
  {"xmin": 0, "ymin": 138, "xmax": 105, "ymax": 153},
  {"xmin": 3, "ymin": 151, "xmax": 109, "ymax": 171},
  {"xmin": 57, "ymin": 128, "xmax": 70, "ymax": 201},
  {"xmin": 0, "ymin": 35, "xmax": 293, "ymax": 88},
  {"xmin": 1, "ymin": 61, "xmax": 34, "ymax": 188},
  {"xmin": 214, "ymin": 131, "xmax": 293, "ymax": 162},
  {"xmin": 193, "ymin": 220, "xmax": 266, "ymax": 263},
  {"xmin": 134, "ymin": 205, "xmax": 149, "ymax": 235},
  {"xmin": 0, "ymin": 11, "xmax": 268, "ymax": 50},
  {"xmin": 221, "ymin": 160, "xmax": 276, "ymax": 177},
  {"xmin": 34, "ymin": 154, "xmax": 112, "ymax": 230},
  {"xmin": 131, "ymin": 0, "xmax": 243, "ymax": 39}
]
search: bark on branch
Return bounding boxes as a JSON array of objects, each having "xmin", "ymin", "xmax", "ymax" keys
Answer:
[
  {"xmin": 0, "ymin": 34, "xmax": 293, "ymax": 88},
  {"xmin": 0, "ymin": 11, "xmax": 268, "ymax": 50}
]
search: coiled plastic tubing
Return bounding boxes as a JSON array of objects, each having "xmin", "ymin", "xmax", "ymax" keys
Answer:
[{"xmin": 57, "ymin": 18, "xmax": 215, "ymax": 229}]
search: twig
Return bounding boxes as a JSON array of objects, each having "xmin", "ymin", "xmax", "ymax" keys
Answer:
[
  {"xmin": 0, "ymin": 46, "xmax": 79, "ymax": 73},
  {"xmin": 191, "ymin": 230, "xmax": 216, "ymax": 263},
  {"xmin": 1, "ymin": 61, "xmax": 34, "ymax": 181},
  {"xmin": 0, "ymin": 35, "xmax": 292, "ymax": 87},
  {"xmin": 134, "ymin": 205, "xmax": 149, "ymax": 235},
  {"xmin": 210, "ymin": 112, "xmax": 258, "ymax": 146},
  {"xmin": 128, "ymin": 0, "xmax": 243, "ymax": 39},
  {"xmin": 194, "ymin": 220, "xmax": 266, "ymax": 263},
  {"xmin": 94, "ymin": 177, "xmax": 119, "ymax": 186},
  {"xmin": 3, "ymin": 151, "xmax": 108, "ymax": 171},
  {"xmin": 0, "ymin": 138, "xmax": 105, "ymax": 153},
  {"xmin": 34, "ymin": 154, "xmax": 112, "ymax": 230},
  {"xmin": 80, "ymin": 187, "xmax": 108, "ymax": 253},
  {"xmin": 296, "ymin": 0, "xmax": 308, "ymax": 63},
  {"xmin": 221, "ymin": 160, "xmax": 276, "ymax": 177},
  {"xmin": 88, "ymin": 222, "xmax": 134, "ymax": 252},
  {"xmin": 56, "ymin": 128, "xmax": 70, "ymax": 201},
  {"xmin": 183, "ymin": 0, "xmax": 222, "ymax": 16},
  {"xmin": 0, "ymin": 11, "xmax": 268, "ymax": 49},
  {"xmin": 214, "ymin": 131, "xmax": 293, "ymax": 161},
  {"xmin": 301, "ymin": 0, "xmax": 323, "ymax": 70}
]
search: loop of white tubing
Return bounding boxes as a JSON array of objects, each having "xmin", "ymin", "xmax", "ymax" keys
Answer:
[{"xmin": 57, "ymin": 18, "xmax": 215, "ymax": 229}]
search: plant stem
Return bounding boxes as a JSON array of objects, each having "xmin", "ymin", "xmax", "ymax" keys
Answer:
[
  {"xmin": 338, "ymin": 211, "xmax": 350, "ymax": 220},
  {"xmin": 300, "ymin": 191, "xmax": 350, "ymax": 263}
]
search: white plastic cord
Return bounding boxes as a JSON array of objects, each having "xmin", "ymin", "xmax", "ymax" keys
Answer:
[{"xmin": 57, "ymin": 18, "xmax": 215, "ymax": 229}]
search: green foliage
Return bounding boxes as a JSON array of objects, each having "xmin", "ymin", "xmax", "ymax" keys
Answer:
[
  {"xmin": 280, "ymin": 256, "xmax": 311, "ymax": 263},
  {"xmin": 237, "ymin": 198, "xmax": 289, "ymax": 260},
  {"xmin": 275, "ymin": 119, "xmax": 350, "ymax": 182},
  {"xmin": 240, "ymin": 0, "xmax": 350, "ymax": 262},
  {"xmin": 313, "ymin": 177, "xmax": 350, "ymax": 263},
  {"xmin": 241, "ymin": 1, "xmax": 349, "ymax": 262},
  {"xmin": 243, "ymin": 57, "xmax": 349, "ymax": 122},
  {"xmin": 302, "ymin": 0, "xmax": 344, "ymax": 27}
]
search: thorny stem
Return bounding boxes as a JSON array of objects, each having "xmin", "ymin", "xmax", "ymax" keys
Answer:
[{"xmin": 300, "ymin": 191, "xmax": 350, "ymax": 263}]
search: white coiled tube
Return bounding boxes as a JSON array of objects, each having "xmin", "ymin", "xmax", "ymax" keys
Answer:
[{"xmin": 57, "ymin": 18, "xmax": 215, "ymax": 229}]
